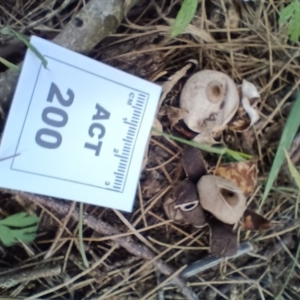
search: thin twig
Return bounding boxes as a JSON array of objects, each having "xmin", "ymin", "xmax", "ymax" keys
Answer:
[
  {"xmin": 0, "ymin": 264, "xmax": 61, "ymax": 288},
  {"xmin": 20, "ymin": 192, "xmax": 198, "ymax": 300}
]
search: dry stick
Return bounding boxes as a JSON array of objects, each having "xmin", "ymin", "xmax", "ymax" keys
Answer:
[
  {"xmin": 26, "ymin": 244, "xmax": 118, "ymax": 300},
  {"xmin": 138, "ymin": 183, "xmax": 147, "ymax": 227},
  {"xmin": 44, "ymin": 201, "xmax": 76, "ymax": 259},
  {"xmin": 113, "ymin": 209, "xmax": 160, "ymax": 254},
  {"xmin": 0, "ymin": 264, "xmax": 61, "ymax": 288},
  {"xmin": 140, "ymin": 265, "xmax": 187, "ymax": 300},
  {"xmin": 0, "ymin": 0, "xmax": 138, "ymax": 110},
  {"xmin": 20, "ymin": 192, "xmax": 198, "ymax": 300},
  {"xmin": 97, "ymin": 228, "xmax": 200, "ymax": 299}
]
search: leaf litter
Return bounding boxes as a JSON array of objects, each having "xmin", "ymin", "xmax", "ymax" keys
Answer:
[{"xmin": 0, "ymin": 0, "xmax": 300, "ymax": 299}]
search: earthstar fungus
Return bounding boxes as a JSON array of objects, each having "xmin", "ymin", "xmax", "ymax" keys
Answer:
[
  {"xmin": 163, "ymin": 146, "xmax": 271, "ymax": 257},
  {"xmin": 180, "ymin": 70, "xmax": 240, "ymax": 143},
  {"xmin": 197, "ymin": 175, "xmax": 246, "ymax": 225}
]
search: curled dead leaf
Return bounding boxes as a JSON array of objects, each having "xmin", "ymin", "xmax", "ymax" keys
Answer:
[
  {"xmin": 161, "ymin": 106, "xmax": 188, "ymax": 128},
  {"xmin": 163, "ymin": 179, "xmax": 206, "ymax": 227},
  {"xmin": 173, "ymin": 120, "xmax": 198, "ymax": 140},
  {"xmin": 228, "ymin": 80, "xmax": 260, "ymax": 132},
  {"xmin": 242, "ymin": 95, "xmax": 259, "ymax": 116},
  {"xmin": 241, "ymin": 80, "xmax": 260, "ymax": 101},
  {"xmin": 182, "ymin": 145, "xmax": 207, "ymax": 182},
  {"xmin": 241, "ymin": 210, "xmax": 272, "ymax": 231},
  {"xmin": 197, "ymin": 175, "xmax": 246, "ymax": 224},
  {"xmin": 152, "ymin": 118, "xmax": 163, "ymax": 136},
  {"xmin": 208, "ymin": 0, "xmax": 240, "ymax": 29},
  {"xmin": 192, "ymin": 123, "xmax": 223, "ymax": 145},
  {"xmin": 208, "ymin": 218, "xmax": 238, "ymax": 257},
  {"xmin": 180, "ymin": 70, "xmax": 239, "ymax": 144},
  {"xmin": 215, "ymin": 161, "xmax": 258, "ymax": 198}
]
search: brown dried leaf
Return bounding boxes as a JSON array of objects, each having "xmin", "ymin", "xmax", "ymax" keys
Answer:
[
  {"xmin": 208, "ymin": 0, "xmax": 240, "ymax": 29},
  {"xmin": 215, "ymin": 161, "xmax": 258, "ymax": 198},
  {"xmin": 208, "ymin": 218, "xmax": 237, "ymax": 257},
  {"xmin": 228, "ymin": 106, "xmax": 251, "ymax": 132},
  {"xmin": 159, "ymin": 63, "xmax": 194, "ymax": 108},
  {"xmin": 241, "ymin": 210, "xmax": 272, "ymax": 231},
  {"xmin": 182, "ymin": 145, "xmax": 207, "ymax": 182},
  {"xmin": 161, "ymin": 106, "xmax": 188, "ymax": 128},
  {"xmin": 225, "ymin": 0, "xmax": 240, "ymax": 29},
  {"xmin": 173, "ymin": 121, "xmax": 198, "ymax": 140}
]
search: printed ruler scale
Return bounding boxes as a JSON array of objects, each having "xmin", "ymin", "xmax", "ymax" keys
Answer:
[{"xmin": 113, "ymin": 92, "xmax": 147, "ymax": 192}]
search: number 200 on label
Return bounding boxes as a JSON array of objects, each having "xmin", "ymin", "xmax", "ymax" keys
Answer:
[
  {"xmin": 35, "ymin": 82, "xmax": 111, "ymax": 156},
  {"xmin": 35, "ymin": 83, "xmax": 74, "ymax": 149}
]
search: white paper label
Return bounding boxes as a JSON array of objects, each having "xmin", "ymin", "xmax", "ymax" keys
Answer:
[{"xmin": 0, "ymin": 36, "xmax": 161, "ymax": 212}]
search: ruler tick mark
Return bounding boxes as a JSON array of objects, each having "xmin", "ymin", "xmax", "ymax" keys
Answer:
[
  {"xmin": 115, "ymin": 154, "xmax": 128, "ymax": 159},
  {"xmin": 124, "ymin": 121, "xmax": 137, "ymax": 126},
  {"xmin": 114, "ymin": 172, "xmax": 124, "ymax": 176},
  {"xmin": 123, "ymin": 138, "xmax": 132, "ymax": 143},
  {"xmin": 111, "ymin": 92, "xmax": 148, "ymax": 193},
  {"xmin": 132, "ymin": 106, "xmax": 142, "ymax": 111}
]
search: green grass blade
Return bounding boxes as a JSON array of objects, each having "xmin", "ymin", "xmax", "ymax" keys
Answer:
[
  {"xmin": 284, "ymin": 148, "xmax": 300, "ymax": 189},
  {"xmin": 79, "ymin": 202, "xmax": 89, "ymax": 268},
  {"xmin": 152, "ymin": 128, "xmax": 252, "ymax": 161},
  {"xmin": 274, "ymin": 241, "xmax": 300, "ymax": 299},
  {"xmin": 0, "ymin": 57, "xmax": 20, "ymax": 71},
  {"xmin": 260, "ymin": 93, "xmax": 300, "ymax": 210},
  {"xmin": 171, "ymin": 0, "xmax": 198, "ymax": 38},
  {"xmin": 1, "ymin": 26, "xmax": 47, "ymax": 68}
]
